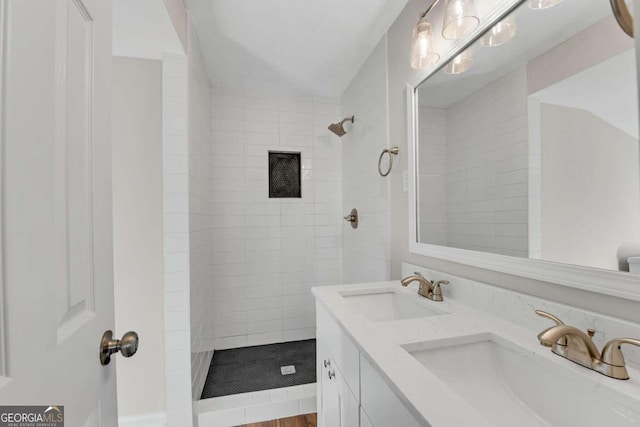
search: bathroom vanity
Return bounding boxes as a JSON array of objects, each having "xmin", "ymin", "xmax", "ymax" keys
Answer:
[{"xmin": 313, "ymin": 265, "xmax": 640, "ymax": 427}]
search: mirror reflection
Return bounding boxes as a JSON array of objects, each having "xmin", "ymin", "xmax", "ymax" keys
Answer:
[{"xmin": 415, "ymin": 0, "xmax": 640, "ymax": 273}]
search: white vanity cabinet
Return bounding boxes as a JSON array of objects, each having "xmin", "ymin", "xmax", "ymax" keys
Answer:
[{"xmin": 316, "ymin": 303, "xmax": 422, "ymax": 427}]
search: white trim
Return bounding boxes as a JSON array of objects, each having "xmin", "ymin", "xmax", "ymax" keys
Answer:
[
  {"xmin": 406, "ymin": 0, "xmax": 640, "ymax": 303},
  {"xmin": 118, "ymin": 412, "xmax": 167, "ymax": 427}
]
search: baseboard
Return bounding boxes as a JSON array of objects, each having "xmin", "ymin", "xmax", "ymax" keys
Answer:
[{"xmin": 118, "ymin": 412, "xmax": 167, "ymax": 427}]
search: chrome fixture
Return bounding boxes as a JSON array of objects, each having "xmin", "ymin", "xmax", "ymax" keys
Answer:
[
  {"xmin": 445, "ymin": 49, "xmax": 473, "ymax": 74},
  {"xmin": 610, "ymin": 0, "xmax": 634, "ymax": 38},
  {"xmin": 442, "ymin": 0, "xmax": 480, "ymax": 40},
  {"xmin": 528, "ymin": 0, "xmax": 563, "ymax": 10},
  {"xmin": 401, "ymin": 272, "xmax": 450, "ymax": 301},
  {"xmin": 378, "ymin": 147, "xmax": 399, "ymax": 177},
  {"xmin": 410, "ymin": 0, "xmax": 441, "ymax": 70},
  {"xmin": 536, "ymin": 310, "xmax": 640, "ymax": 380},
  {"xmin": 100, "ymin": 330, "xmax": 139, "ymax": 366},
  {"xmin": 328, "ymin": 116, "xmax": 355, "ymax": 137},
  {"xmin": 343, "ymin": 208, "xmax": 358, "ymax": 229},
  {"xmin": 481, "ymin": 14, "xmax": 517, "ymax": 47}
]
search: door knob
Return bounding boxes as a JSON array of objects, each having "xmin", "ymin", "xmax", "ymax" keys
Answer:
[{"xmin": 100, "ymin": 330, "xmax": 139, "ymax": 366}]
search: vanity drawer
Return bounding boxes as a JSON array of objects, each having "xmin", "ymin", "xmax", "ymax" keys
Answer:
[
  {"xmin": 360, "ymin": 355, "xmax": 422, "ymax": 427},
  {"xmin": 316, "ymin": 302, "xmax": 360, "ymax": 399}
]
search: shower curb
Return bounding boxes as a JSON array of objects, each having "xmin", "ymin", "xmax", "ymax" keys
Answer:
[{"xmin": 194, "ymin": 383, "xmax": 316, "ymax": 426}]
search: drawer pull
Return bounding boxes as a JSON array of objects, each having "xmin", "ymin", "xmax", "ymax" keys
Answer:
[
  {"xmin": 328, "ymin": 370, "xmax": 335, "ymax": 380},
  {"xmin": 323, "ymin": 359, "xmax": 331, "ymax": 368}
]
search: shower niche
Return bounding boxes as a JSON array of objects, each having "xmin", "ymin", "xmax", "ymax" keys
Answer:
[{"xmin": 269, "ymin": 151, "xmax": 302, "ymax": 198}]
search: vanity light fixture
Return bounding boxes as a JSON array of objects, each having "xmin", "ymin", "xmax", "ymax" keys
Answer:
[
  {"xmin": 410, "ymin": 1, "xmax": 441, "ymax": 70},
  {"xmin": 528, "ymin": 0, "xmax": 563, "ymax": 9},
  {"xmin": 445, "ymin": 49, "xmax": 473, "ymax": 74},
  {"xmin": 442, "ymin": 0, "xmax": 480, "ymax": 40},
  {"xmin": 480, "ymin": 15, "xmax": 517, "ymax": 47}
]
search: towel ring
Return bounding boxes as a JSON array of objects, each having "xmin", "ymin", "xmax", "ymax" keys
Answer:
[{"xmin": 378, "ymin": 147, "xmax": 399, "ymax": 177}]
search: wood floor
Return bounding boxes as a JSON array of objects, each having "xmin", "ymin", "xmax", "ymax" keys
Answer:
[{"xmin": 239, "ymin": 413, "xmax": 317, "ymax": 427}]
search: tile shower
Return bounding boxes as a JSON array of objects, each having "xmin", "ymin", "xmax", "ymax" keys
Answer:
[
  {"xmin": 186, "ymin": 27, "xmax": 392, "ymax": 424},
  {"xmin": 190, "ymin": 84, "xmax": 346, "ymax": 410},
  {"xmin": 206, "ymin": 88, "xmax": 343, "ymax": 351}
]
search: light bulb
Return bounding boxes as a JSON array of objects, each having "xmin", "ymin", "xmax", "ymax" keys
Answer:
[
  {"xmin": 445, "ymin": 49, "xmax": 473, "ymax": 74},
  {"xmin": 442, "ymin": 0, "xmax": 480, "ymax": 40},
  {"xmin": 528, "ymin": 0, "xmax": 563, "ymax": 9},
  {"xmin": 410, "ymin": 18, "xmax": 440, "ymax": 70},
  {"xmin": 481, "ymin": 14, "xmax": 517, "ymax": 47}
]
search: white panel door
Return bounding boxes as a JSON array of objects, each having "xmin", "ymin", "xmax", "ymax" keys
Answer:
[{"xmin": 0, "ymin": 0, "xmax": 118, "ymax": 425}]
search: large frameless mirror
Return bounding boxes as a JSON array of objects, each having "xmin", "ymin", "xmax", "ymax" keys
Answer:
[{"xmin": 408, "ymin": 0, "xmax": 640, "ymax": 294}]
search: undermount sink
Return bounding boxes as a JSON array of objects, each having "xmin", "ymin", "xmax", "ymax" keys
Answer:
[
  {"xmin": 404, "ymin": 334, "xmax": 640, "ymax": 427},
  {"xmin": 340, "ymin": 291, "xmax": 447, "ymax": 322}
]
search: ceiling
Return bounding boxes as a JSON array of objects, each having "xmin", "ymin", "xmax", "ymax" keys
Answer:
[{"xmin": 185, "ymin": 0, "xmax": 409, "ymax": 97}]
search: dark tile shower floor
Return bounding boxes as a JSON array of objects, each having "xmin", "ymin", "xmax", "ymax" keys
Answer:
[{"xmin": 201, "ymin": 339, "xmax": 316, "ymax": 399}]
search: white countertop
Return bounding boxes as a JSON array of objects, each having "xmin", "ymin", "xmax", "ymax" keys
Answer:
[{"xmin": 312, "ymin": 281, "xmax": 640, "ymax": 427}]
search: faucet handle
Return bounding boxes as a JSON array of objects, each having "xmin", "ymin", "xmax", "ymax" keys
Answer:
[
  {"xmin": 601, "ymin": 338, "xmax": 640, "ymax": 366},
  {"xmin": 600, "ymin": 338, "xmax": 640, "ymax": 380},
  {"xmin": 428, "ymin": 280, "xmax": 450, "ymax": 302},
  {"xmin": 535, "ymin": 310, "xmax": 567, "ymax": 346}
]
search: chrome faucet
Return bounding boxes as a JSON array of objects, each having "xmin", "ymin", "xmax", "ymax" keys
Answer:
[
  {"xmin": 400, "ymin": 272, "xmax": 449, "ymax": 301},
  {"xmin": 536, "ymin": 310, "xmax": 640, "ymax": 380}
]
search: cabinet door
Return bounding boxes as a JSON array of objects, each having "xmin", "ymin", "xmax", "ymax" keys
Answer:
[{"xmin": 336, "ymin": 366, "xmax": 359, "ymax": 427}]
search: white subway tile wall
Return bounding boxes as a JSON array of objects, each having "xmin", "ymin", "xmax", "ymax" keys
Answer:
[
  {"xmin": 188, "ymin": 24, "xmax": 216, "ymax": 402},
  {"xmin": 418, "ymin": 106, "xmax": 448, "ymax": 245},
  {"xmin": 162, "ymin": 53, "xmax": 193, "ymax": 426},
  {"xmin": 417, "ymin": 67, "xmax": 529, "ymax": 257},
  {"xmin": 340, "ymin": 39, "xmax": 391, "ymax": 283},
  {"xmin": 209, "ymin": 88, "xmax": 343, "ymax": 349}
]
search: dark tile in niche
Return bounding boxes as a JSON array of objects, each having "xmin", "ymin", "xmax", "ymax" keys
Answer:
[{"xmin": 269, "ymin": 151, "xmax": 301, "ymax": 198}]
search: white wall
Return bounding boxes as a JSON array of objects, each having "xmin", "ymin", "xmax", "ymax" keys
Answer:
[
  {"xmin": 341, "ymin": 38, "xmax": 391, "ymax": 283},
  {"xmin": 186, "ymin": 20, "xmax": 215, "ymax": 400},
  {"xmin": 540, "ymin": 104, "xmax": 640, "ymax": 270},
  {"xmin": 208, "ymin": 89, "xmax": 343, "ymax": 350},
  {"xmin": 112, "ymin": 57, "xmax": 166, "ymax": 419}
]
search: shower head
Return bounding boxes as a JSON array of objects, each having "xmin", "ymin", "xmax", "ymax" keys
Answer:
[{"xmin": 328, "ymin": 115, "xmax": 355, "ymax": 137}]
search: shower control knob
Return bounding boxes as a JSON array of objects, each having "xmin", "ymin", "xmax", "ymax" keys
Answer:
[
  {"xmin": 100, "ymin": 330, "xmax": 139, "ymax": 366},
  {"xmin": 343, "ymin": 208, "xmax": 358, "ymax": 229}
]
